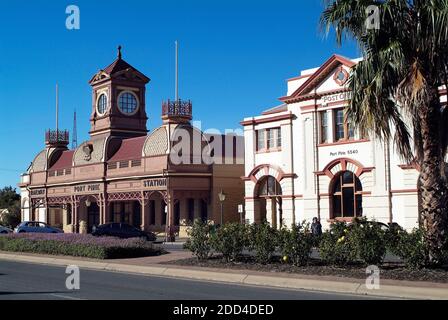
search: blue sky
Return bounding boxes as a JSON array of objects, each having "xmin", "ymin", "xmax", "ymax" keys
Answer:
[{"xmin": 0, "ymin": 0, "xmax": 358, "ymax": 189}]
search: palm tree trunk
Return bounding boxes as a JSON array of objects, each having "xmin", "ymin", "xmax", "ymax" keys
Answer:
[{"xmin": 418, "ymin": 87, "xmax": 448, "ymax": 264}]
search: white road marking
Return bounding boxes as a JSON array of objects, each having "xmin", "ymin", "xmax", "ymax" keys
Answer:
[{"xmin": 49, "ymin": 293, "xmax": 85, "ymax": 300}]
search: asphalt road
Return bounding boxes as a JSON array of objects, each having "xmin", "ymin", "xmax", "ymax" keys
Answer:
[{"xmin": 0, "ymin": 260, "xmax": 382, "ymax": 300}]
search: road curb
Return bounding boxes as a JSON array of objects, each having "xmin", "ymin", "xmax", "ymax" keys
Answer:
[{"xmin": 1, "ymin": 252, "xmax": 447, "ymax": 300}]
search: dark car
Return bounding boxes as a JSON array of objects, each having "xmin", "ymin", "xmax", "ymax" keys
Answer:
[
  {"xmin": 92, "ymin": 223, "xmax": 156, "ymax": 241},
  {"xmin": 0, "ymin": 225, "xmax": 13, "ymax": 234},
  {"xmin": 14, "ymin": 221, "xmax": 64, "ymax": 234}
]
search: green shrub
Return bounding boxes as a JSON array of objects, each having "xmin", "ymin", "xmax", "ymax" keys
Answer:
[
  {"xmin": 0, "ymin": 202, "xmax": 21, "ymax": 228},
  {"xmin": 278, "ymin": 222, "xmax": 315, "ymax": 266},
  {"xmin": 211, "ymin": 223, "xmax": 248, "ymax": 262},
  {"xmin": 0, "ymin": 235, "xmax": 160, "ymax": 259},
  {"xmin": 384, "ymin": 223, "xmax": 404, "ymax": 253},
  {"xmin": 348, "ymin": 218, "xmax": 386, "ymax": 265},
  {"xmin": 248, "ymin": 221, "xmax": 278, "ymax": 264},
  {"xmin": 184, "ymin": 220, "xmax": 213, "ymax": 261},
  {"xmin": 389, "ymin": 228, "xmax": 429, "ymax": 269},
  {"xmin": 319, "ymin": 221, "xmax": 356, "ymax": 266}
]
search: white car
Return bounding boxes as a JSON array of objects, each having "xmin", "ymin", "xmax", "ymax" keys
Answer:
[{"xmin": 0, "ymin": 225, "xmax": 13, "ymax": 234}]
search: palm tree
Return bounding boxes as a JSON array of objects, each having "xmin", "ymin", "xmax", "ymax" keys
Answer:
[{"xmin": 321, "ymin": 0, "xmax": 448, "ymax": 264}]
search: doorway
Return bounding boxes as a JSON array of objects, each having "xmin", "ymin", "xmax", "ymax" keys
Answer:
[{"xmin": 87, "ymin": 202, "xmax": 100, "ymax": 233}]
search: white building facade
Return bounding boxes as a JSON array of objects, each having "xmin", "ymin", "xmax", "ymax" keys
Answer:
[{"xmin": 241, "ymin": 55, "xmax": 448, "ymax": 231}]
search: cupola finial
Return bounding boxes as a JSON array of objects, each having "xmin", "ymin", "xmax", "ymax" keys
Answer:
[{"xmin": 118, "ymin": 45, "xmax": 122, "ymax": 59}]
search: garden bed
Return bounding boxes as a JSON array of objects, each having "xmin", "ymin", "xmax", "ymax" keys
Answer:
[
  {"xmin": 0, "ymin": 233, "xmax": 165, "ymax": 259},
  {"xmin": 166, "ymin": 255, "xmax": 448, "ymax": 283}
]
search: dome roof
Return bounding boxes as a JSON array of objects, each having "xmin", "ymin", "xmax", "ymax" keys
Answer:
[
  {"xmin": 143, "ymin": 126, "xmax": 169, "ymax": 157},
  {"xmin": 73, "ymin": 137, "xmax": 107, "ymax": 166},
  {"xmin": 30, "ymin": 148, "xmax": 60, "ymax": 173},
  {"xmin": 30, "ymin": 150, "xmax": 47, "ymax": 172}
]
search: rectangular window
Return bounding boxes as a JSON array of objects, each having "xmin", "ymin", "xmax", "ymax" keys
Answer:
[
  {"xmin": 201, "ymin": 200, "xmax": 208, "ymax": 222},
  {"xmin": 131, "ymin": 160, "xmax": 141, "ymax": 167},
  {"xmin": 275, "ymin": 128, "xmax": 282, "ymax": 148},
  {"xmin": 188, "ymin": 198, "xmax": 195, "ymax": 223},
  {"xmin": 320, "ymin": 111, "xmax": 328, "ymax": 143},
  {"xmin": 149, "ymin": 200, "xmax": 155, "ymax": 225},
  {"xmin": 267, "ymin": 129, "xmax": 275, "ymax": 149},
  {"xmin": 119, "ymin": 161, "xmax": 129, "ymax": 169},
  {"xmin": 256, "ymin": 129, "xmax": 266, "ymax": 151},
  {"xmin": 124, "ymin": 202, "xmax": 132, "ymax": 224},
  {"xmin": 113, "ymin": 203, "xmax": 121, "ymax": 223},
  {"xmin": 67, "ymin": 205, "xmax": 72, "ymax": 225},
  {"xmin": 348, "ymin": 121, "xmax": 355, "ymax": 140},
  {"xmin": 335, "ymin": 109, "xmax": 345, "ymax": 141},
  {"xmin": 257, "ymin": 128, "xmax": 281, "ymax": 151}
]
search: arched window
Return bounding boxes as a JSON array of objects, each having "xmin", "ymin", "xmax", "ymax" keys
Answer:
[
  {"xmin": 331, "ymin": 171, "xmax": 363, "ymax": 218},
  {"xmin": 258, "ymin": 176, "xmax": 282, "ymax": 197},
  {"xmin": 97, "ymin": 94, "xmax": 108, "ymax": 115}
]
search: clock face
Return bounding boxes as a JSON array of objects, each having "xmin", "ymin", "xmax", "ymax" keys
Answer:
[
  {"xmin": 118, "ymin": 91, "xmax": 139, "ymax": 115},
  {"xmin": 97, "ymin": 94, "xmax": 108, "ymax": 115}
]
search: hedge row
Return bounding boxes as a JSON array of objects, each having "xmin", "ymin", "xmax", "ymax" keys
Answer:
[
  {"xmin": 185, "ymin": 218, "xmax": 442, "ymax": 269},
  {"xmin": 0, "ymin": 233, "xmax": 163, "ymax": 259}
]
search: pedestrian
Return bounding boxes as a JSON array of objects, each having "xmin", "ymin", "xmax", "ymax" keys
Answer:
[{"xmin": 311, "ymin": 217, "xmax": 322, "ymax": 237}]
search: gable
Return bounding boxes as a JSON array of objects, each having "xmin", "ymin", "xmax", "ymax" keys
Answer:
[
  {"xmin": 280, "ymin": 55, "xmax": 356, "ymax": 103},
  {"xmin": 111, "ymin": 68, "xmax": 150, "ymax": 83},
  {"xmin": 312, "ymin": 64, "xmax": 351, "ymax": 95},
  {"xmin": 89, "ymin": 71, "xmax": 111, "ymax": 84}
]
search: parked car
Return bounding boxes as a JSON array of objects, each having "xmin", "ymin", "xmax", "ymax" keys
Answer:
[
  {"xmin": 92, "ymin": 223, "xmax": 156, "ymax": 241},
  {"xmin": 0, "ymin": 225, "xmax": 13, "ymax": 234},
  {"xmin": 14, "ymin": 222, "xmax": 64, "ymax": 234}
]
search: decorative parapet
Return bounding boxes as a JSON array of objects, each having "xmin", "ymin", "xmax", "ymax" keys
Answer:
[
  {"xmin": 45, "ymin": 130, "xmax": 69, "ymax": 147},
  {"xmin": 162, "ymin": 99, "xmax": 192, "ymax": 122}
]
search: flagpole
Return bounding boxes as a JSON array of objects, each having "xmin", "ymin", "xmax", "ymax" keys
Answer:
[
  {"xmin": 56, "ymin": 83, "xmax": 59, "ymax": 136},
  {"xmin": 175, "ymin": 40, "xmax": 179, "ymax": 102}
]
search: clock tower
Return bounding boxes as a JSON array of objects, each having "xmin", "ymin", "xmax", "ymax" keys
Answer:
[{"xmin": 88, "ymin": 46, "xmax": 150, "ymax": 139}]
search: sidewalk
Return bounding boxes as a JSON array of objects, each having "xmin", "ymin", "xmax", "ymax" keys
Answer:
[{"xmin": 1, "ymin": 251, "xmax": 447, "ymax": 300}]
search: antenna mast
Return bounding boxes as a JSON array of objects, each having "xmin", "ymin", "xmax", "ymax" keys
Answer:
[{"xmin": 72, "ymin": 109, "xmax": 78, "ymax": 149}]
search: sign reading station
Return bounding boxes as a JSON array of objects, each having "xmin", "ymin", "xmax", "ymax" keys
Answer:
[{"xmin": 143, "ymin": 178, "xmax": 167, "ymax": 190}]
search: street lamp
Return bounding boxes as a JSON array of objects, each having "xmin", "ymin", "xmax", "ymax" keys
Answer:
[{"xmin": 218, "ymin": 190, "xmax": 226, "ymax": 226}]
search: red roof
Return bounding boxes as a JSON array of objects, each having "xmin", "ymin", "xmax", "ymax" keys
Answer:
[
  {"xmin": 108, "ymin": 136, "xmax": 146, "ymax": 162},
  {"xmin": 103, "ymin": 58, "xmax": 134, "ymax": 75},
  {"xmin": 49, "ymin": 150, "xmax": 74, "ymax": 170}
]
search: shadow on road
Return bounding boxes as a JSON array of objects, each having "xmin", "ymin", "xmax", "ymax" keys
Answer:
[{"xmin": 0, "ymin": 291, "xmax": 67, "ymax": 296}]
